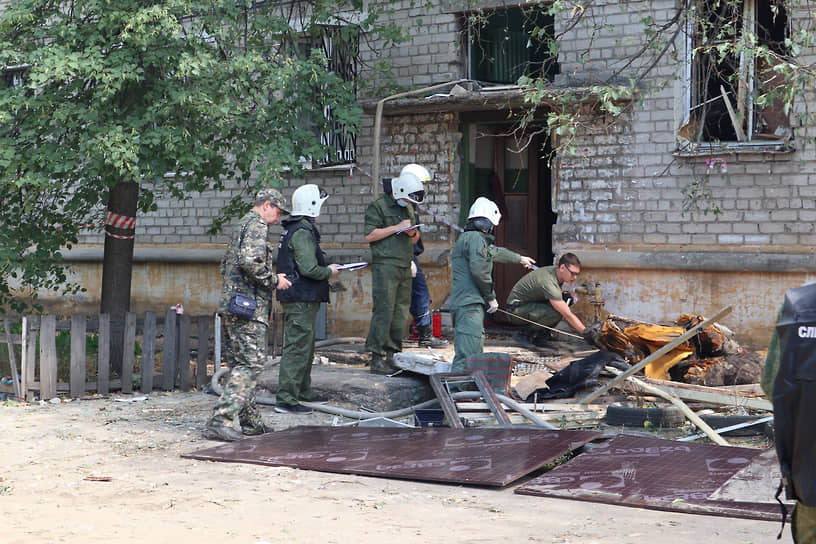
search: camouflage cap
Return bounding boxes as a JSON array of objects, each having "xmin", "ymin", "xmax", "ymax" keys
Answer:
[{"xmin": 256, "ymin": 188, "xmax": 290, "ymax": 214}]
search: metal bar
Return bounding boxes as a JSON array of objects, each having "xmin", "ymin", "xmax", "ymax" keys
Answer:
[
  {"xmin": 429, "ymin": 373, "xmax": 465, "ymax": 429},
  {"xmin": 470, "ymin": 370, "xmax": 512, "ymax": 425},
  {"xmin": 678, "ymin": 416, "xmax": 774, "ymax": 442},
  {"xmin": 496, "ymin": 308, "xmax": 582, "ymax": 339},
  {"xmin": 577, "ymin": 305, "xmax": 733, "ymax": 404}
]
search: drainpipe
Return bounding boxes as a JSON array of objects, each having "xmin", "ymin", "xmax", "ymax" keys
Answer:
[{"xmin": 372, "ymin": 79, "xmax": 470, "ymax": 196}]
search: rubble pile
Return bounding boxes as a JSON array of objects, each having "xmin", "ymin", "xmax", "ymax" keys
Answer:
[{"xmin": 583, "ymin": 313, "xmax": 764, "ymax": 386}]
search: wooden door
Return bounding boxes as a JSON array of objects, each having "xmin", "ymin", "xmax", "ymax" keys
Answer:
[{"xmin": 492, "ymin": 135, "xmax": 540, "ymax": 308}]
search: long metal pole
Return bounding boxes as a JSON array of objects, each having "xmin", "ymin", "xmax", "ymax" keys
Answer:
[
  {"xmin": 496, "ymin": 308, "xmax": 582, "ymax": 339},
  {"xmin": 372, "ymin": 79, "xmax": 470, "ymax": 192}
]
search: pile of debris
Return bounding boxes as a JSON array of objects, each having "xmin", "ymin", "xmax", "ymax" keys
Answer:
[{"xmin": 582, "ymin": 313, "xmax": 765, "ymax": 386}]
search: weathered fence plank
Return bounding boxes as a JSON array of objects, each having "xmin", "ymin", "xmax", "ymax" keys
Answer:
[
  {"xmin": 39, "ymin": 315, "xmax": 57, "ymax": 400},
  {"xmin": 3, "ymin": 318, "xmax": 21, "ymax": 399},
  {"xmin": 178, "ymin": 314, "xmax": 192, "ymax": 392},
  {"xmin": 21, "ymin": 317, "xmax": 36, "ymax": 401},
  {"xmin": 97, "ymin": 314, "xmax": 111, "ymax": 395},
  {"xmin": 121, "ymin": 312, "xmax": 136, "ymax": 394},
  {"xmin": 196, "ymin": 316, "xmax": 210, "ymax": 388},
  {"xmin": 70, "ymin": 315, "xmax": 87, "ymax": 398},
  {"xmin": 141, "ymin": 312, "xmax": 156, "ymax": 394},
  {"xmin": 162, "ymin": 310, "xmax": 178, "ymax": 391}
]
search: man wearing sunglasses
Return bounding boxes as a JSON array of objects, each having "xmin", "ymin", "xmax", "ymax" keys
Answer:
[{"xmin": 506, "ymin": 252, "xmax": 587, "ymax": 346}]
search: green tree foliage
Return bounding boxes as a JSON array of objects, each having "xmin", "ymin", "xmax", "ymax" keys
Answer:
[{"xmin": 0, "ymin": 0, "xmax": 403, "ymax": 311}]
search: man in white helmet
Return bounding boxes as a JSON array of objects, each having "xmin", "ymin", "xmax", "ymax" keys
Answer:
[
  {"xmin": 275, "ymin": 184, "xmax": 341, "ymax": 413},
  {"xmin": 450, "ymin": 197, "xmax": 535, "ymax": 372},
  {"xmin": 364, "ymin": 164, "xmax": 428, "ymax": 374}
]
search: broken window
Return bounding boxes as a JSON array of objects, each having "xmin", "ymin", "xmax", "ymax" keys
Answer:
[
  {"xmin": 686, "ymin": 0, "xmax": 789, "ymax": 143},
  {"xmin": 294, "ymin": 25, "xmax": 359, "ymax": 167},
  {"xmin": 465, "ymin": 7, "xmax": 558, "ymax": 85}
]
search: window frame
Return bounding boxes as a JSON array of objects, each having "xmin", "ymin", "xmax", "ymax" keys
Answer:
[{"xmin": 680, "ymin": 0, "xmax": 791, "ymax": 147}]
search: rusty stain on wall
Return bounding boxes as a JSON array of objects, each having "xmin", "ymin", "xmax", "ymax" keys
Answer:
[{"xmin": 576, "ymin": 267, "xmax": 815, "ymax": 349}]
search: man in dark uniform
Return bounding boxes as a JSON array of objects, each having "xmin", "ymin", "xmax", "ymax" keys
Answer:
[
  {"xmin": 762, "ymin": 286, "xmax": 816, "ymax": 543},
  {"xmin": 275, "ymin": 184, "xmax": 340, "ymax": 414},
  {"xmin": 450, "ymin": 197, "xmax": 535, "ymax": 372},
  {"xmin": 204, "ymin": 188, "xmax": 292, "ymax": 442},
  {"xmin": 364, "ymin": 164, "xmax": 428, "ymax": 374}
]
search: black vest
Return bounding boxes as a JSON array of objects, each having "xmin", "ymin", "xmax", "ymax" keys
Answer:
[
  {"xmin": 773, "ymin": 283, "xmax": 816, "ymax": 506},
  {"xmin": 276, "ymin": 218, "xmax": 330, "ymax": 303}
]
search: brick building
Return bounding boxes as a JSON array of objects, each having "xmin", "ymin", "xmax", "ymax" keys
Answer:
[{"xmin": 6, "ymin": 0, "xmax": 816, "ymax": 347}]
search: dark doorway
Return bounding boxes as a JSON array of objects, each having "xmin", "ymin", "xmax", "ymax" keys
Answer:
[{"xmin": 460, "ymin": 118, "xmax": 555, "ymax": 312}]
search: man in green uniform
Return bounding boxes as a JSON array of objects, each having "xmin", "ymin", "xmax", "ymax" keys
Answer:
[
  {"xmin": 204, "ymin": 188, "xmax": 292, "ymax": 442},
  {"xmin": 364, "ymin": 164, "xmax": 429, "ymax": 374},
  {"xmin": 275, "ymin": 184, "xmax": 340, "ymax": 414},
  {"xmin": 450, "ymin": 197, "xmax": 535, "ymax": 372},
  {"xmin": 506, "ymin": 253, "xmax": 587, "ymax": 345}
]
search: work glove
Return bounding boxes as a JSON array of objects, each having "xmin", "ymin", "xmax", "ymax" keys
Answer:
[
  {"xmin": 410, "ymin": 260, "xmax": 417, "ymax": 278},
  {"xmin": 486, "ymin": 299, "xmax": 499, "ymax": 314}
]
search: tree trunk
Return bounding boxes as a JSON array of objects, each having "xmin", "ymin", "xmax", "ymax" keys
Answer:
[{"xmin": 100, "ymin": 181, "xmax": 139, "ymax": 376}]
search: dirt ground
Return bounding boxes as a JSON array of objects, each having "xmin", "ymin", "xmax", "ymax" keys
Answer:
[{"xmin": 0, "ymin": 389, "xmax": 785, "ymax": 544}]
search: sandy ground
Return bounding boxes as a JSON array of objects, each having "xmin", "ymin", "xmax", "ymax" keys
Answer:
[{"xmin": 0, "ymin": 390, "xmax": 785, "ymax": 544}]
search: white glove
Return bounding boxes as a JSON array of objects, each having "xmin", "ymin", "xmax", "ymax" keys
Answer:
[
  {"xmin": 410, "ymin": 260, "xmax": 417, "ymax": 278},
  {"xmin": 486, "ymin": 299, "xmax": 499, "ymax": 314}
]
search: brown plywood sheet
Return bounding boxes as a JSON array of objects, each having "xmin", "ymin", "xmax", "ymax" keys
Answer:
[
  {"xmin": 183, "ymin": 426, "xmax": 601, "ymax": 487},
  {"xmin": 515, "ymin": 434, "xmax": 784, "ymax": 521}
]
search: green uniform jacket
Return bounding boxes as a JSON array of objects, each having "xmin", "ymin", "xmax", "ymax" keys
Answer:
[
  {"xmin": 451, "ymin": 229, "xmax": 521, "ymax": 310},
  {"xmin": 289, "ymin": 221, "xmax": 332, "ymax": 283},
  {"xmin": 218, "ymin": 209, "xmax": 278, "ymax": 325},
  {"xmin": 507, "ymin": 265, "xmax": 562, "ymax": 307},
  {"xmin": 364, "ymin": 194, "xmax": 416, "ymax": 268}
]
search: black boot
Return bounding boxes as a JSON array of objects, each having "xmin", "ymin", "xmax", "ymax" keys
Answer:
[
  {"xmin": 417, "ymin": 324, "xmax": 448, "ymax": 348},
  {"xmin": 370, "ymin": 352, "xmax": 400, "ymax": 375}
]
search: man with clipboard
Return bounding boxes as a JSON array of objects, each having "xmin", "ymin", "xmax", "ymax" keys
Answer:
[{"xmin": 364, "ymin": 164, "xmax": 429, "ymax": 374}]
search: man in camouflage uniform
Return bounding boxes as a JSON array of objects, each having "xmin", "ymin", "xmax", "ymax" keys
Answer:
[
  {"xmin": 364, "ymin": 164, "xmax": 428, "ymax": 374},
  {"xmin": 274, "ymin": 184, "xmax": 340, "ymax": 414},
  {"xmin": 203, "ymin": 188, "xmax": 292, "ymax": 442},
  {"xmin": 450, "ymin": 197, "xmax": 534, "ymax": 373}
]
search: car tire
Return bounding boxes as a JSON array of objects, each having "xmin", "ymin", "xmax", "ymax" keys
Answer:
[{"xmin": 605, "ymin": 404, "xmax": 685, "ymax": 428}]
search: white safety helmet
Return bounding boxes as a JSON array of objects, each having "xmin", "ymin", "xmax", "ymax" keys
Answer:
[
  {"xmin": 291, "ymin": 184, "xmax": 329, "ymax": 217},
  {"xmin": 391, "ymin": 163, "xmax": 429, "ymax": 204},
  {"xmin": 467, "ymin": 197, "xmax": 502, "ymax": 226}
]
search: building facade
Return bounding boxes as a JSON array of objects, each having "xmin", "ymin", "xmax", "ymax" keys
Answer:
[{"xmin": 7, "ymin": 0, "xmax": 816, "ymax": 347}]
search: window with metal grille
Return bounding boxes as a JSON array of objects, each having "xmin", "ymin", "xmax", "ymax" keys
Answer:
[
  {"xmin": 684, "ymin": 0, "xmax": 789, "ymax": 143},
  {"xmin": 3, "ymin": 65, "xmax": 27, "ymax": 88},
  {"xmin": 299, "ymin": 25, "xmax": 359, "ymax": 167},
  {"xmin": 466, "ymin": 7, "xmax": 557, "ymax": 85}
]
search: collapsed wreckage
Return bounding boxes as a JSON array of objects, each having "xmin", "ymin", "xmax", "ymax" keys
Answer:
[{"xmin": 581, "ymin": 312, "xmax": 765, "ymax": 385}]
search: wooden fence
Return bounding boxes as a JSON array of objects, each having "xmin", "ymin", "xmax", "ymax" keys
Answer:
[{"xmin": 0, "ymin": 311, "xmax": 225, "ymax": 401}]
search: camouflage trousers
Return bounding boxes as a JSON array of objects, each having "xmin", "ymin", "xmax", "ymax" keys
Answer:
[
  {"xmin": 208, "ymin": 315, "xmax": 267, "ymax": 430},
  {"xmin": 794, "ymin": 502, "xmax": 816, "ymax": 544},
  {"xmin": 276, "ymin": 301, "xmax": 320, "ymax": 406},
  {"xmin": 365, "ymin": 262, "xmax": 412, "ymax": 356},
  {"xmin": 451, "ymin": 303, "xmax": 485, "ymax": 373}
]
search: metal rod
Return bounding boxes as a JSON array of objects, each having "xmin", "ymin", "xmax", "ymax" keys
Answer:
[{"xmin": 496, "ymin": 308, "xmax": 583, "ymax": 339}]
